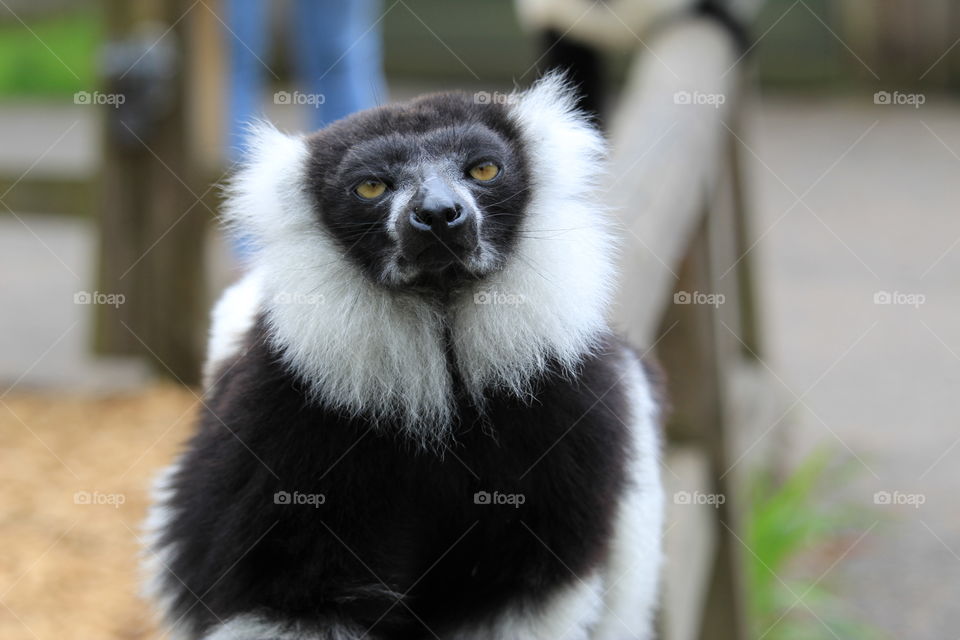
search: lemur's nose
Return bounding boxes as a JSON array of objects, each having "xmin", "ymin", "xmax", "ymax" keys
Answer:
[
  {"xmin": 408, "ymin": 181, "xmax": 468, "ymax": 232},
  {"xmin": 400, "ymin": 175, "xmax": 478, "ymax": 270},
  {"xmin": 409, "ymin": 202, "xmax": 464, "ymax": 230}
]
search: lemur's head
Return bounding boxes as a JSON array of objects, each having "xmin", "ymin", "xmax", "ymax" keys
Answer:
[
  {"xmin": 306, "ymin": 94, "xmax": 531, "ymax": 292},
  {"xmin": 224, "ymin": 74, "xmax": 617, "ymax": 443}
]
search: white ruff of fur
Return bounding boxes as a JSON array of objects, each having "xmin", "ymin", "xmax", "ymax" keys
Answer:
[
  {"xmin": 223, "ymin": 126, "xmax": 452, "ymax": 441},
  {"xmin": 221, "ymin": 76, "xmax": 616, "ymax": 444},
  {"xmin": 450, "ymin": 74, "xmax": 616, "ymax": 402}
]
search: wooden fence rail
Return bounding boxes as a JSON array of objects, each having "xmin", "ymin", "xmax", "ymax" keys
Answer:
[{"xmin": 605, "ymin": 7, "xmax": 779, "ymax": 640}]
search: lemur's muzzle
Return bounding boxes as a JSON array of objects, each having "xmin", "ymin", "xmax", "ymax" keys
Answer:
[{"xmin": 399, "ymin": 175, "xmax": 478, "ymax": 271}]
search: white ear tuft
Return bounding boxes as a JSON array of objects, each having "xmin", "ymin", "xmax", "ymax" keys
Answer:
[
  {"xmin": 509, "ymin": 71, "xmax": 607, "ymax": 196},
  {"xmin": 221, "ymin": 121, "xmax": 313, "ymax": 247},
  {"xmin": 218, "ymin": 121, "xmax": 456, "ymax": 447},
  {"xmin": 449, "ymin": 74, "xmax": 617, "ymax": 398}
]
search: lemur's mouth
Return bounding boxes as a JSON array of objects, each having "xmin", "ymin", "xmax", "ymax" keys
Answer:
[
  {"xmin": 409, "ymin": 242, "xmax": 475, "ymax": 271},
  {"xmin": 394, "ymin": 249, "xmax": 484, "ymax": 292}
]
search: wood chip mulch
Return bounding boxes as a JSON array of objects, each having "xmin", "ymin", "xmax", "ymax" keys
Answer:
[{"xmin": 0, "ymin": 386, "xmax": 198, "ymax": 640}]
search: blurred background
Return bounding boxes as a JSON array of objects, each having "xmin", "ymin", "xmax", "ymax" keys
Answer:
[{"xmin": 0, "ymin": 0, "xmax": 958, "ymax": 639}]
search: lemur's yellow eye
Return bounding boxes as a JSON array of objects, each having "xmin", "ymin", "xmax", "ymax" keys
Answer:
[
  {"xmin": 469, "ymin": 162, "xmax": 500, "ymax": 181},
  {"xmin": 355, "ymin": 180, "xmax": 386, "ymax": 199}
]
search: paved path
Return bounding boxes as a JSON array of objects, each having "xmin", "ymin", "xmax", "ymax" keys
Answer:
[
  {"xmin": 0, "ymin": 213, "xmax": 150, "ymax": 392},
  {"xmin": 742, "ymin": 97, "xmax": 960, "ymax": 638}
]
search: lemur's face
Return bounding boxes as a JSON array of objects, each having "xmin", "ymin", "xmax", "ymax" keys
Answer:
[{"xmin": 305, "ymin": 94, "xmax": 531, "ymax": 292}]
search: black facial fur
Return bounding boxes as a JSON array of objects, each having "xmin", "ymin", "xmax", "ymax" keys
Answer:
[{"xmin": 304, "ymin": 93, "xmax": 532, "ymax": 292}]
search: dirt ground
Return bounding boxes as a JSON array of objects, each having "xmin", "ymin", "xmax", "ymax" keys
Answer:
[{"xmin": 0, "ymin": 386, "xmax": 197, "ymax": 640}]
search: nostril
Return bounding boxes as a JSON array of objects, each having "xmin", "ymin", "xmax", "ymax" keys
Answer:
[
  {"xmin": 410, "ymin": 210, "xmax": 433, "ymax": 230},
  {"xmin": 410, "ymin": 205, "xmax": 466, "ymax": 231},
  {"xmin": 445, "ymin": 204, "xmax": 463, "ymax": 224}
]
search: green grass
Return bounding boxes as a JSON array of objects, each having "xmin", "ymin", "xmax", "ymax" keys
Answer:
[
  {"xmin": 744, "ymin": 450, "xmax": 882, "ymax": 640},
  {"xmin": 0, "ymin": 12, "xmax": 100, "ymax": 98}
]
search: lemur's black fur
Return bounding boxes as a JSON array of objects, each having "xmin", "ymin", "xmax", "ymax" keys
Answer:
[{"xmin": 156, "ymin": 321, "xmax": 634, "ymax": 638}]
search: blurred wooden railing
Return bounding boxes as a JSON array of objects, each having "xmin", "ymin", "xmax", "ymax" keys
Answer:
[{"xmin": 606, "ymin": 8, "xmax": 782, "ymax": 640}]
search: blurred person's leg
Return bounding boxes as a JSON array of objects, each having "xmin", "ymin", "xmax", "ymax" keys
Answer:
[
  {"xmin": 292, "ymin": 0, "xmax": 387, "ymax": 129},
  {"xmin": 225, "ymin": 0, "xmax": 269, "ymax": 162}
]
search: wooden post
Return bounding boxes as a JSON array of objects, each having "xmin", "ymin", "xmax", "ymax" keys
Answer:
[
  {"xmin": 603, "ymin": 8, "xmax": 769, "ymax": 639},
  {"xmin": 95, "ymin": 0, "xmax": 206, "ymax": 384},
  {"xmin": 724, "ymin": 80, "xmax": 761, "ymax": 359},
  {"xmin": 94, "ymin": 1, "xmax": 148, "ymax": 358},
  {"xmin": 655, "ymin": 213, "xmax": 749, "ymax": 640}
]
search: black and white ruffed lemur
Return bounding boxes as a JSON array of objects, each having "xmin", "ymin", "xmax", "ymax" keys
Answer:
[{"xmin": 144, "ymin": 74, "xmax": 665, "ymax": 640}]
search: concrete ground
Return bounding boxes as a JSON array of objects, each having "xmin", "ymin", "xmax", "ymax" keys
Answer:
[
  {"xmin": 1, "ymin": 95, "xmax": 958, "ymax": 638},
  {"xmin": 0, "ymin": 213, "xmax": 152, "ymax": 391},
  {"xmin": 743, "ymin": 96, "xmax": 960, "ymax": 638}
]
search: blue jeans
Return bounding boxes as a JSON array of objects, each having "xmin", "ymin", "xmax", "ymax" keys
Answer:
[{"xmin": 225, "ymin": 0, "xmax": 386, "ymax": 161}]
